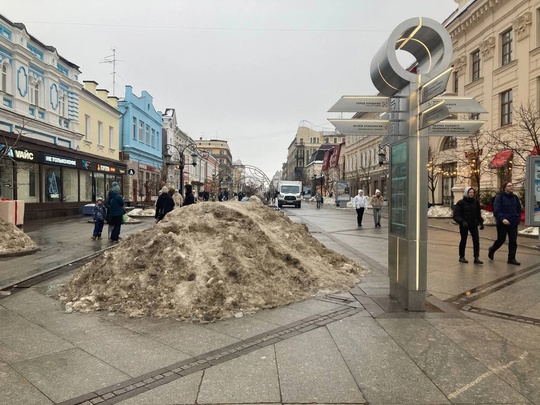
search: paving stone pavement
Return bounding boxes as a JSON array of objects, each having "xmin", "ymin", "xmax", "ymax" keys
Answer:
[{"xmin": 0, "ymin": 204, "xmax": 539, "ymax": 404}]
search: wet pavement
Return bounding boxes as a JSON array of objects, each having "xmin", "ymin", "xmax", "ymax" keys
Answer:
[{"xmin": 0, "ymin": 204, "xmax": 539, "ymax": 404}]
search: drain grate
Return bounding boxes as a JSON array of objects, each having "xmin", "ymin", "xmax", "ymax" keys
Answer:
[{"xmin": 58, "ymin": 305, "xmax": 361, "ymax": 405}]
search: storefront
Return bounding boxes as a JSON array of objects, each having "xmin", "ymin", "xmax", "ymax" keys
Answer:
[{"xmin": 0, "ymin": 133, "xmax": 125, "ymax": 220}]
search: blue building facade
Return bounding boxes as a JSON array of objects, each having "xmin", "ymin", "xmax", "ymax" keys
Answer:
[{"xmin": 118, "ymin": 85, "xmax": 162, "ymax": 204}]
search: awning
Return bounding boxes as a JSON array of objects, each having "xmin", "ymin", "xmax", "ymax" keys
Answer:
[{"xmin": 489, "ymin": 150, "xmax": 512, "ymax": 168}]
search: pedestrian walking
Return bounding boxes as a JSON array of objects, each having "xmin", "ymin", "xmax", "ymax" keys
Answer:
[
  {"xmin": 91, "ymin": 197, "xmax": 107, "ymax": 240},
  {"xmin": 453, "ymin": 187, "xmax": 484, "ymax": 264},
  {"xmin": 315, "ymin": 192, "xmax": 323, "ymax": 209},
  {"xmin": 172, "ymin": 189, "xmax": 184, "ymax": 207},
  {"xmin": 352, "ymin": 189, "xmax": 368, "ymax": 227},
  {"xmin": 105, "ymin": 181, "xmax": 122, "ymax": 240},
  {"xmin": 370, "ymin": 189, "xmax": 384, "ymax": 227},
  {"xmin": 155, "ymin": 186, "xmax": 175, "ymax": 223},
  {"xmin": 488, "ymin": 182, "xmax": 522, "ymax": 265},
  {"xmin": 183, "ymin": 184, "xmax": 196, "ymax": 206},
  {"xmin": 107, "ymin": 183, "xmax": 125, "ymax": 243}
]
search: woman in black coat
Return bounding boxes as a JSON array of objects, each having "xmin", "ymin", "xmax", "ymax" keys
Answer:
[
  {"xmin": 453, "ymin": 186, "xmax": 484, "ymax": 264},
  {"xmin": 155, "ymin": 186, "xmax": 175, "ymax": 222}
]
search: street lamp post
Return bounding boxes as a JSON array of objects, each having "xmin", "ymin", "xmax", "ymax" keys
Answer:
[{"xmin": 164, "ymin": 143, "xmax": 199, "ymax": 197}]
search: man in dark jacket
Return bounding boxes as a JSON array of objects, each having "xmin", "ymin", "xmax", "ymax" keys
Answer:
[
  {"xmin": 183, "ymin": 184, "xmax": 195, "ymax": 206},
  {"xmin": 453, "ymin": 187, "xmax": 484, "ymax": 264},
  {"xmin": 107, "ymin": 184, "xmax": 124, "ymax": 243},
  {"xmin": 488, "ymin": 182, "xmax": 522, "ymax": 265},
  {"xmin": 155, "ymin": 186, "xmax": 175, "ymax": 222}
]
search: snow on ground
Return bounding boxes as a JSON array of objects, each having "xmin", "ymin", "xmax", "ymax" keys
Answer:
[
  {"xmin": 0, "ymin": 218, "xmax": 37, "ymax": 255},
  {"xmin": 59, "ymin": 200, "xmax": 367, "ymax": 321},
  {"xmin": 128, "ymin": 208, "xmax": 156, "ymax": 217}
]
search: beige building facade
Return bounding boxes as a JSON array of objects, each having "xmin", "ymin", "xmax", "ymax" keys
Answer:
[{"xmin": 432, "ymin": 0, "xmax": 540, "ymax": 205}]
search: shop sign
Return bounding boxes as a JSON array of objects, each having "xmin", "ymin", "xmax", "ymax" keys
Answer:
[
  {"xmin": 44, "ymin": 154, "xmax": 77, "ymax": 167},
  {"xmin": 97, "ymin": 164, "xmax": 116, "ymax": 173}
]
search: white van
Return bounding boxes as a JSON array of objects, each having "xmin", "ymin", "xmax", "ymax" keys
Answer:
[{"xmin": 277, "ymin": 181, "xmax": 302, "ymax": 208}]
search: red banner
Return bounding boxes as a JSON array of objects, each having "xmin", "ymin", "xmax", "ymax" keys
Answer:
[
  {"xmin": 322, "ymin": 149, "xmax": 332, "ymax": 171},
  {"xmin": 329, "ymin": 144, "xmax": 342, "ymax": 168}
]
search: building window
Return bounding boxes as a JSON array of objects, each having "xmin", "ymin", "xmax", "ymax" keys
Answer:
[
  {"xmin": 442, "ymin": 136, "xmax": 457, "ymax": 150},
  {"xmin": 132, "ymin": 117, "xmax": 137, "ymax": 140},
  {"xmin": 501, "ymin": 89, "xmax": 513, "ymax": 126},
  {"xmin": 453, "ymin": 71, "xmax": 458, "ymax": 93},
  {"xmin": 1, "ymin": 64, "xmax": 7, "ymax": 93},
  {"xmin": 109, "ymin": 126, "xmax": 114, "ymax": 149},
  {"xmin": 145, "ymin": 124, "xmax": 150, "ymax": 144},
  {"xmin": 139, "ymin": 121, "xmax": 144, "ymax": 142},
  {"xmin": 59, "ymin": 93, "xmax": 66, "ymax": 117},
  {"xmin": 85, "ymin": 115, "xmax": 91, "ymax": 141},
  {"xmin": 151, "ymin": 129, "xmax": 155, "ymax": 147},
  {"xmin": 98, "ymin": 121, "xmax": 103, "ymax": 145},
  {"xmin": 29, "ymin": 80, "xmax": 40, "ymax": 106},
  {"xmin": 471, "ymin": 50, "xmax": 480, "ymax": 81},
  {"xmin": 502, "ymin": 29, "xmax": 513, "ymax": 65}
]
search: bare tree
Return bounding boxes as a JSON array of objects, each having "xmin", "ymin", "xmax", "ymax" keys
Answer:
[
  {"xmin": 491, "ymin": 102, "xmax": 540, "ymax": 185},
  {"xmin": 0, "ymin": 118, "xmax": 35, "ymax": 162},
  {"xmin": 427, "ymin": 146, "xmax": 442, "ymax": 206},
  {"xmin": 444, "ymin": 131, "xmax": 498, "ymax": 196}
]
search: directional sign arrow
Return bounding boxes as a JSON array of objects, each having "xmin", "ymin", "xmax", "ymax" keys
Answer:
[
  {"xmin": 419, "ymin": 101, "xmax": 451, "ymax": 129},
  {"xmin": 328, "ymin": 96, "xmax": 390, "ymax": 113},
  {"xmin": 427, "ymin": 120, "xmax": 486, "ymax": 136},
  {"xmin": 419, "ymin": 67, "xmax": 453, "ymax": 104},
  {"xmin": 328, "ymin": 119, "xmax": 389, "ymax": 136},
  {"xmin": 426, "ymin": 96, "xmax": 487, "ymax": 114}
]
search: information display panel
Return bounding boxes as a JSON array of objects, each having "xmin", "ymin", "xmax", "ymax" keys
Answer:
[{"xmin": 390, "ymin": 141, "xmax": 407, "ymax": 236}]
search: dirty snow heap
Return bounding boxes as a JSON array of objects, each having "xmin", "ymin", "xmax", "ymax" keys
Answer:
[{"xmin": 60, "ymin": 200, "xmax": 367, "ymax": 321}]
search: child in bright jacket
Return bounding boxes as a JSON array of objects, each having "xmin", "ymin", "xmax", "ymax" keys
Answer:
[{"xmin": 91, "ymin": 197, "xmax": 107, "ymax": 240}]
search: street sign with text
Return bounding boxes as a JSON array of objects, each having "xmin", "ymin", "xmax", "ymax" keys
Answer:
[
  {"xmin": 426, "ymin": 96, "xmax": 487, "ymax": 114},
  {"xmin": 426, "ymin": 120, "xmax": 486, "ymax": 136},
  {"xmin": 328, "ymin": 119, "xmax": 389, "ymax": 136},
  {"xmin": 419, "ymin": 68, "xmax": 453, "ymax": 104},
  {"xmin": 419, "ymin": 101, "xmax": 451, "ymax": 129},
  {"xmin": 328, "ymin": 96, "xmax": 390, "ymax": 113}
]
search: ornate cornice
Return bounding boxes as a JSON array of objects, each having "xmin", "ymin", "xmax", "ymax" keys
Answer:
[
  {"xmin": 480, "ymin": 36, "xmax": 495, "ymax": 60},
  {"xmin": 448, "ymin": 0, "xmax": 504, "ymax": 41},
  {"xmin": 453, "ymin": 55, "xmax": 467, "ymax": 75},
  {"xmin": 513, "ymin": 12, "xmax": 532, "ymax": 41}
]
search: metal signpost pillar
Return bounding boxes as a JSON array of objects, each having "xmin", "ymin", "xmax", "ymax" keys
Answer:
[{"xmin": 330, "ymin": 17, "xmax": 485, "ymax": 310}]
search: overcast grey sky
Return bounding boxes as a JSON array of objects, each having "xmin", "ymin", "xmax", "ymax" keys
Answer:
[{"xmin": 3, "ymin": 0, "xmax": 458, "ymax": 179}]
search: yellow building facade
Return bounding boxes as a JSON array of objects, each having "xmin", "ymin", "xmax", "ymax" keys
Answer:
[{"xmin": 78, "ymin": 81, "xmax": 121, "ymax": 162}]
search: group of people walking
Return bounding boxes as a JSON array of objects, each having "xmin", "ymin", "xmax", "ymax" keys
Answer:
[
  {"xmin": 91, "ymin": 181, "xmax": 124, "ymax": 243},
  {"xmin": 91, "ymin": 182, "xmax": 199, "ymax": 241},
  {"xmin": 453, "ymin": 182, "xmax": 522, "ymax": 266},
  {"xmin": 352, "ymin": 189, "xmax": 384, "ymax": 227},
  {"xmin": 348, "ymin": 182, "xmax": 523, "ymax": 266}
]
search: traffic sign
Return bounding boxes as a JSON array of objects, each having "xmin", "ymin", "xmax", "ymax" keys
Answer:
[
  {"xmin": 426, "ymin": 120, "xmax": 486, "ymax": 136},
  {"xmin": 419, "ymin": 101, "xmax": 451, "ymax": 129},
  {"xmin": 328, "ymin": 96, "xmax": 390, "ymax": 113},
  {"xmin": 419, "ymin": 68, "xmax": 453, "ymax": 104},
  {"xmin": 426, "ymin": 96, "xmax": 486, "ymax": 114},
  {"xmin": 328, "ymin": 119, "xmax": 389, "ymax": 136}
]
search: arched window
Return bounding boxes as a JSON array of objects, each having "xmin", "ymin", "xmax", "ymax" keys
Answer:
[
  {"xmin": 442, "ymin": 136, "xmax": 457, "ymax": 150},
  {"xmin": 1, "ymin": 64, "xmax": 7, "ymax": 93},
  {"xmin": 59, "ymin": 92, "xmax": 66, "ymax": 117},
  {"xmin": 29, "ymin": 78, "xmax": 41, "ymax": 107}
]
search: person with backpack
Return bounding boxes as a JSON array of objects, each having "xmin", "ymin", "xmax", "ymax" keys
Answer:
[
  {"xmin": 453, "ymin": 187, "xmax": 484, "ymax": 264},
  {"xmin": 488, "ymin": 182, "xmax": 522, "ymax": 265}
]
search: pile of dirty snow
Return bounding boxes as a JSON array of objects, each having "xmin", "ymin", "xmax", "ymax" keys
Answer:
[
  {"xmin": 428, "ymin": 205, "xmax": 453, "ymax": 218},
  {"xmin": 60, "ymin": 200, "xmax": 366, "ymax": 321},
  {"xmin": 0, "ymin": 218, "xmax": 38, "ymax": 255},
  {"xmin": 128, "ymin": 208, "xmax": 156, "ymax": 217}
]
